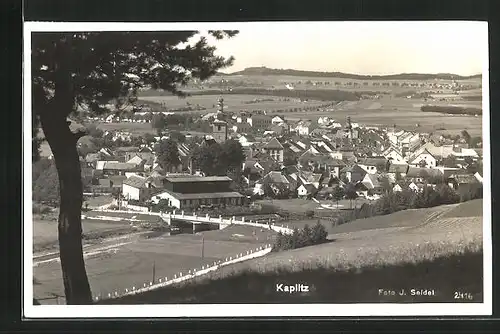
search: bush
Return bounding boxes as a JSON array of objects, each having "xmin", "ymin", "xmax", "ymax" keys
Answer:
[
  {"xmin": 305, "ymin": 210, "xmax": 315, "ymax": 218},
  {"xmin": 272, "ymin": 222, "xmax": 328, "ymax": 252}
]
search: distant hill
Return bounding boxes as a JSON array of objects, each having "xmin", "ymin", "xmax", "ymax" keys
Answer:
[{"xmin": 218, "ymin": 67, "xmax": 482, "ymax": 81}]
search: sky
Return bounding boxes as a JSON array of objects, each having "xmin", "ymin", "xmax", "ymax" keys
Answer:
[{"xmin": 202, "ymin": 21, "xmax": 488, "ymax": 76}]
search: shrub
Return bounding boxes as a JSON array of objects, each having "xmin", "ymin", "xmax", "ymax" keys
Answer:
[
  {"xmin": 272, "ymin": 222, "xmax": 328, "ymax": 252},
  {"xmin": 305, "ymin": 210, "xmax": 315, "ymax": 218}
]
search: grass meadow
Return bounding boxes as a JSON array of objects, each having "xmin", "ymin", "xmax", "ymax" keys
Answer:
[{"xmin": 98, "ymin": 200, "xmax": 484, "ymax": 304}]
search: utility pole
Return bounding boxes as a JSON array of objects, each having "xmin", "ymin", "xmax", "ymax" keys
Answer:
[
  {"xmin": 152, "ymin": 261, "xmax": 156, "ymax": 282},
  {"xmin": 201, "ymin": 236, "xmax": 205, "ymax": 259}
]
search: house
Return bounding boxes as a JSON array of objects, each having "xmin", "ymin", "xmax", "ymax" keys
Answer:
[
  {"xmin": 310, "ymin": 128, "xmax": 329, "ymax": 138},
  {"xmin": 261, "ymin": 137, "xmax": 284, "ymax": 163},
  {"xmin": 126, "ymin": 155, "xmax": 146, "ymax": 167},
  {"xmin": 297, "ymin": 184, "xmax": 317, "ymax": 199},
  {"xmin": 447, "ymin": 174, "xmax": 480, "ymax": 192},
  {"xmin": 408, "ymin": 182, "xmax": 423, "ymax": 192},
  {"xmin": 317, "ymin": 116, "xmax": 333, "ymax": 126},
  {"xmin": 242, "ymin": 160, "xmax": 266, "ymax": 184},
  {"xmin": 340, "ymin": 165, "xmax": 367, "ymax": 183},
  {"xmin": 295, "ymin": 120, "xmax": 315, "ymax": 136},
  {"xmin": 247, "ymin": 114, "xmax": 273, "ymax": 131},
  {"xmin": 298, "ymin": 172, "xmax": 323, "ymax": 189},
  {"xmin": 387, "ymin": 163, "xmax": 409, "ymax": 183},
  {"xmin": 382, "ymin": 146, "xmax": 405, "ymax": 163},
  {"xmin": 102, "ymin": 162, "xmax": 142, "ymax": 176},
  {"xmin": 393, "ymin": 183, "xmax": 404, "ymax": 192},
  {"xmin": 114, "ymin": 146, "xmax": 140, "ymax": 161},
  {"xmin": 150, "ymin": 175, "xmax": 244, "ymax": 209},
  {"xmin": 238, "ymin": 134, "xmax": 256, "ymax": 147},
  {"xmin": 124, "ymin": 146, "xmax": 154, "ymax": 162},
  {"xmin": 271, "ymin": 116, "xmax": 285, "ymax": 125},
  {"xmin": 357, "ymin": 157, "xmax": 388, "ymax": 174},
  {"xmin": 406, "ymin": 167, "xmax": 444, "ymax": 183},
  {"xmin": 122, "ymin": 175, "xmax": 162, "ymax": 201},
  {"xmin": 233, "ymin": 122, "xmax": 252, "ymax": 134},
  {"xmin": 254, "ymin": 171, "xmax": 296, "ymax": 197},
  {"xmin": 450, "ymin": 147, "xmax": 480, "ymax": 161},
  {"xmin": 270, "ymin": 124, "xmax": 287, "ymax": 136},
  {"xmin": 361, "ymin": 173, "xmax": 384, "ymax": 195},
  {"xmin": 407, "ymin": 148, "xmax": 437, "ymax": 168}
]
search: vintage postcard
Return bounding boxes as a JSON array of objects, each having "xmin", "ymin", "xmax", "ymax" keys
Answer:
[{"xmin": 24, "ymin": 21, "xmax": 491, "ymax": 317}]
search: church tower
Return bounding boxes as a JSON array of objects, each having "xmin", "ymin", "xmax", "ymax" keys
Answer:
[
  {"xmin": 216, "ymin": 96, "xmax": 224, "ymax": 118},
  {"xmin": 212, "ymin": 96, "xmax": 228, "ymax": 142},
  {"xmin": 212, "ymin": 120, "xmax": 228, "ymax": 143}
]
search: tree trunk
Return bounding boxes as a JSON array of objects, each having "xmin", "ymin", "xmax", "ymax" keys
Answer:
[{"xmin": 39, "ymin": 115, "xmax": 92, "ymax": 305}]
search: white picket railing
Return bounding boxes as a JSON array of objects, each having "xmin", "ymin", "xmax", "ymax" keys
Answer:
[
  {"xmin": 91, "ymin": 209, "xmax": 294, "ymax": 235},
  {"xmin": 93, "ymin": 244, "xmax": 273, "ymax": 302}
]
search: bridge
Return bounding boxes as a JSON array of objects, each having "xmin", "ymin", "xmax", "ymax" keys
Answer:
[{"xmin": 92, "ymin": 209, "xmax": 294, "ymax": 234}]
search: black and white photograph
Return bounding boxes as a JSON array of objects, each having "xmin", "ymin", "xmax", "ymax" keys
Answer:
[{"xmin": 24, "ymin": 21, "xmax": 491, "ymax": 317}]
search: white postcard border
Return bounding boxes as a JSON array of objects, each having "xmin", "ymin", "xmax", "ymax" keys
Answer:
[{"xmin": 23, "ymin": 21, "xmax": 492, "ymax": 318}]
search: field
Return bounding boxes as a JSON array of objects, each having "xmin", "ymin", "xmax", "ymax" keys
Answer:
[
  {"xmin": 208, "ymin": 74, "xmax": 482, "ymax": 93},
  {"xmin": 271, "ymin": 97, "xmax": 482, "ymax": 136},
  {"xmin": 256, "ymin": 198, "xmax": 372, "ymax": 214},
  {"xmin": 100, "ymin": 199, "xmax": 484, "ymax": 304},
  {"xmin": 139, "ymin": 94, "xmax": 327, "ymax": 113},
  {"xmin": 33, "ymin": 225, "xmax": 276, "ymax": 304},
  {"xmin": 137, "ymin": 91, "xmax": 482, "ymax": 137},
  {"xmin": 33, "ymin": 218, "xmax": 136, "ymax": 252}
]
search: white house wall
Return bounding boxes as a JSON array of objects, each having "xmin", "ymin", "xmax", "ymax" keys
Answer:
[{"xmin": 122, "ymin": 184, "xmax": 141, "ymax": 201}]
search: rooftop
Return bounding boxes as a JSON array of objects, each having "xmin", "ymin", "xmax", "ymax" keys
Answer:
[
  {"xmin": 159, "ymin": 190, "xmax": 244, "ymax": 200},
  {"xmin": 123, "ymin": 175, "xmax": 147, "ymax": 188},
  {"xmin": 103, "ymin": 162, "xmax": 138, "ymax": 171},
  {"xmin": 263, "ymin": 137, "xmax": 284, "ymax": 150},
  {"xmin": 164, "ymin": 175, "xmax": 232, "ymax": 183}
]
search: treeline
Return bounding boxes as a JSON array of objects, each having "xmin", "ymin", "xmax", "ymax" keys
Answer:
[
  {"xmin": 272, "ymin": 222, "xmax": 329, "ymax": 252},
  {"xmin": 334, "ymin": 183, "xmax": 482, "ymax": 226},
  {"xmin": 421, "ymin": 105, "xmax": 482, "ymax": 116},
  {"xmin": 222, "ymin": 67, "xmax": 482, "ymax": 81}
]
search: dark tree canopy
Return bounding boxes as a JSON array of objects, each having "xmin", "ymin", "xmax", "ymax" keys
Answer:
[
  {"xmin": 157, "ymin": 139, "xmax": 181, "ymax": 172},
  {"xmin": 31, "ymin": 31, "xmax": 238, "ymax": 304},
  {"xmin": 191, "ymin": 139, "xmax": 245, "ymax": 176}
]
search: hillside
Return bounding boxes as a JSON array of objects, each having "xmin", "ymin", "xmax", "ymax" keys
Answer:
[
  {"xmin": 100, "ymin": 200, "xmax": 484, "ymax": 304},
  {"xmin": 220, "ymin": 67, "xmax": 482, "ymax": 81}
]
